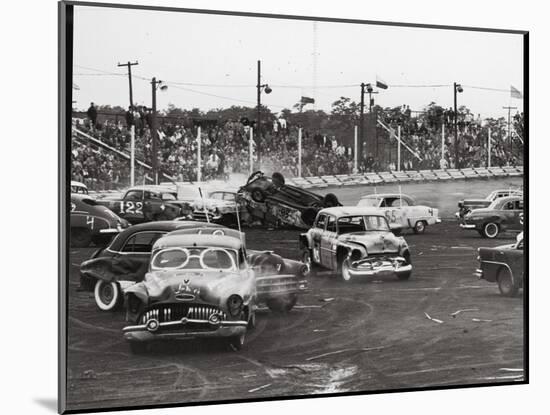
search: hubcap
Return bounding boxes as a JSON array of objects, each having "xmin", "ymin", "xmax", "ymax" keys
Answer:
[
  {"xmin": 486, "ymin": 223, "xmax": 498, "ymax": 237},
  {"xmin": 101, "ymin": 284, "xmax": 114, "ymax": 302}
]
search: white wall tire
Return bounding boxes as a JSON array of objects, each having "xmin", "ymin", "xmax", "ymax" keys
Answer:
[
  {"xmin": 483, "ymin": 222, "xmax": 499, "ymax": 239},
  {"xmin": 340, "ymin": 259, "xmax": 352, "ymax": 282},
  {"xmin": 413, "ymin": 221, "xmax": 426, "ymax": 234},
  {"xmin": 94, "ymin": 280, "xmax": 122, "ymax": 311}
]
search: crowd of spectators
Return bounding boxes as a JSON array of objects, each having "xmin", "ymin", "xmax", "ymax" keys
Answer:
[{"xmin": 72, "ymin": 103, "xmax": 523, "ymax": 190}]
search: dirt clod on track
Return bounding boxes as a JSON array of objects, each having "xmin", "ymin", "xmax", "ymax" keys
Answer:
[{"xmin": 66, "ymin": 178, "xmax": 524, "ymax": 411}]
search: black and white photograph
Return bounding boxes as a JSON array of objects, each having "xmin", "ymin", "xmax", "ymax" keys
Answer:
[{"xmin": 59, "ymin": 1, "xmax": 527, "ymax": 413}]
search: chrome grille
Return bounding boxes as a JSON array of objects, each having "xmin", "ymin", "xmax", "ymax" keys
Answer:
[{"xmin": 141, "ymin": 304, "xmax": 227, "ymax": 324}]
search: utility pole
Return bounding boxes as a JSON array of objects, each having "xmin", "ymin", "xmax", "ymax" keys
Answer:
[
  {"xmin": 359, "ymin": 83, "xmax": 365, "ymax": 167},
  {"xmin": 118, "ymin": 61, "xmax": 138, "ymax": 108},
  {"xmin": 256, "ymin": 60, "xmax": 272, "ymax": 166},
  {"xmin": 503, "ymin": 106, "xmax": 517, "ymax": 158},
  {"xmin": 150, "ymin": 77, "xmax": 167, "ymax": 184},
  {"xmin": 453, "ymin": 82, "xmax": 463, "ymax": 168}
]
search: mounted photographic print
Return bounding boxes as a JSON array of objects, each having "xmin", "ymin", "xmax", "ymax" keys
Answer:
[{"xmin": 58, "ymin": 1, "xmax": 528, "ymax": 413}]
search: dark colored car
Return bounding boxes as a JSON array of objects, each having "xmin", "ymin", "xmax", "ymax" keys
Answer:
[
  {"xmin": 456, "ymin": 189, "xmax": 523, "ymax": 219},
  {"xmin": 70, "ymin": 194, "xmax": 129, "ymax": 248},
  {"xmin": 237, "ymin": 171, "xmax": 341, "ymax": 229},
  {"xmin": 474, "ymin": 232, "xmax": 524, "ymax": 296},
  {"xmin": 79, "ymin": 221, "xmax": 223, "ymax": 311},
  {"xmin": 95, "ymin": 185, "xmax": 191, "ymax": 224},
  {"xmin": 460, "ymin": 196, "xmax": 523, "ymax": 238}
]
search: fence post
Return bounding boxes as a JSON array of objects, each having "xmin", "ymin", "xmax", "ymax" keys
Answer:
[
  {"xmin": 130, "ymin": 125, "xmax": 135, "ymax": 186},
  {"xmin": 354, "ymin": 125, "xmax": 358, "ymax": 173},
  {"xmin": 441, "ymin": 123, "xmax": 445, "ymax": 161},
  {"xmin": 488, "ymin": 127, "xmax": 492, "ymax": 168},
  {"xmin": 249, "ymin": 127, "xmax": 254, "ymax": 177},
  {"xmin": 397, "ymin": 126, "xmax": 401, "ymax": 172},
  {"xmin": 298, "ymin": 127, "xmax": 302, "ymax": 177},
  {"xmin": 197, "ymin": 126, "xmax": 201, "ymax": 182}
]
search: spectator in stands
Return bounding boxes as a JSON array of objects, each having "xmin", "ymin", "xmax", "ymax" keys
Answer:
[{"xmin": 125, "ymin": 106, "xmax": 134, "ymax": 128}]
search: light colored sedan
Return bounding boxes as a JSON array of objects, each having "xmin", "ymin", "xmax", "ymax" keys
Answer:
[{"xmin": 357, "ymin": 193, "xmax": 441, "ymax": 234}]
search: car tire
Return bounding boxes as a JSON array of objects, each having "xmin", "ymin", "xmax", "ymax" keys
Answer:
[
  {"xmin": 301, "ymin": 208, "xmax": 318, "ymax": 226},
  {"xmin": 247, "ymin": 310, "xmax": 256, "ymax": 330},
  {"xmin": 340, "ymin": 259, "xmax": 353, "ymax": 282},
  {"xmin": 301, "ymin": 248, "xmax": 316, "ymax": 277},
  {"xmin": 482, "ymin": 222, "xmax": 500, "ymax": 239},
  {"xmin": 71, "ymin": 227, "xmax": 92, "ymax": 248},
  {"xmin": 271, "ymin": 172, "xmax": 285, "ymax": 186},
  {"xmin": 413, "ymin": 220, "xmax": 426, "ymax": 234},
  {"xmin": 266, "ymin": 294, "xmax": 298, "ymax": 313},
  {"xmin": 94, "ymin": 280, "xmax": 122, "ymax": 311},
  {"xmin": 323, "ymin": 193, "xmax": 340, "ymax": 207},
  {"xmin": 497, "ymin": 267, "xmax": 519, "ymax": 297},
  {"xmin": 227, "ymin": 331, "xmax": 246, "ymax": 351}
]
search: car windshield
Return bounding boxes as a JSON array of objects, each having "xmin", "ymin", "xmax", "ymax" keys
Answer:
[
  {"xmin": 337, "ymin": 215, "xmax": 389, "ymax": 234},
  {"xmin": 357, "ymin": 197, "xmax": 381, "ymax": 207},
  {"xmin": 151, "ymin": 247, "xmax": 237, "ymax": 271}
]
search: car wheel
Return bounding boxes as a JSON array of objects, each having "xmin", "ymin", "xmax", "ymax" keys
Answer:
[
  {"xmin": 482, "ymin": 222, "xmax": 500, "ymax": 239},
  {"xmin": 301, "ymin": 208, "xmax": 318, "ymax": 226},
  {"xmin": 413, "ymin": 221, "xmax": 426, "ymax": 234},
  {"xmin": 247, "ymin": 310, "xmax": 256, "ymax": 330},
  {"xmin": 251, "ymin": 189, "xmax": 266, "ymax": 203},
  {"xmin": 301, "ymin": 248, "xmax": 316, "ymax": 277},
  {"xmin": 71, "ymin": 227, "xmax": 92, "ymax": 248},
  {"xmin": 94, "ymin": 280, "xmax": 122, "ymax": 311},
  {"xmin": 227, "ymin": 331, "xmax": 246, "ymax": 351},
  {"xmin": 497, "ymin": 267, "xmax": 519, "ymax": 297},
  {"xmin": 266, "ymin": 294, "xmax": 298, "ymax": 313},
  {"xmin": 340, "ymin": 259, "xmax": 352, "ymax": 282},
  {"xmin": 397, "ymin": 251, "xmax": 412, "ymax": 280},
  {"xmin": 323, "ymin": 193, "xmax": 340, "ymax": 207},
  {"xmin": 129, "ymin": 341, "xmax": 149, "ymax": 354},
  {"xmin": 272, "ymin": 172, "xmax": 285, "ymax": 186}
]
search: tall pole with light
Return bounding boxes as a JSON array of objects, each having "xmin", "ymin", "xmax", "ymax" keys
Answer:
[
  {"xmin": 151, "ymin": 77, "xmax": 167, "ymax": 184},
  {"xmin": 359, "ymin": 83, "xmax": 380, "ymax": 165},
  {"xmin": 453, "ymin": 82, "xmax": 463, "ymax": 168},
  {"xmin": 256, "ymin": 60, "xmax": 272, "ymax": 165}
]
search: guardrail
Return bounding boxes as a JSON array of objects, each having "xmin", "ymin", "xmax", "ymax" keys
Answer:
[{"xmin": 84, "ymin": 165, "xmax": 523, "ymax": 195}]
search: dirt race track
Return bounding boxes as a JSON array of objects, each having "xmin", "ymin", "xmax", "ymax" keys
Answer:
[{"xmin": 65, "ymin": 177, "xmax": 525, "ymax": 411}]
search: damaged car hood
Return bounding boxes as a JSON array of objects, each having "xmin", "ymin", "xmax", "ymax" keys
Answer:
[{"xmin": 338, "ymin": 231, "xmax": 402, "ymax": 254}]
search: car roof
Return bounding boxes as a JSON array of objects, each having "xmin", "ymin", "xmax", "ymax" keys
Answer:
[
  {"xmin": 126, "ymin": 185, "xmax": 176, "ymax": 193},
  {"xmin": 360, "ymin": 193, "xmax": 414, "ymax": 200},
  {"xmin": 153, "ymin": 234, "xmax": 243, "ymax": 250},
  {"xmin": 71, "ymin": 180, "xmax": 87, "ymax": 188},
  {"xmin": 108, "ymin": 221, "xmax": 213, "ymax": 251},
  {"xmin": 319, "ymin": 206, "xmax": 388, "ymax": 217},
  {"xmin": 70, "ymin": 193, "xmax": 95, "ymax": 202}
]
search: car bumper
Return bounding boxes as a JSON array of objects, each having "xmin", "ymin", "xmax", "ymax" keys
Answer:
[
  {"xmin": 436, "ymin": 218, "xmax": 442, "ymax": 224},
  {"xmin": 474, "ymin": 268, "xmax": 483, "ymax": 279},
  {"xmin": 122, "ymin": 317, "xmax": 247, "ymax": 342},
  {"xmin": 348, "ymin": 258, "xmax": 412, "ymax": 277}
]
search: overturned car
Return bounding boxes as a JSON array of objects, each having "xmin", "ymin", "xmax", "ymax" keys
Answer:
[
  {"xmin": 238, "ymin": 171, "xmax": 341, "ymax": 229},
  {"xmin": 300, "ymin": 207, "xmax": 412, "ymax": 282}
]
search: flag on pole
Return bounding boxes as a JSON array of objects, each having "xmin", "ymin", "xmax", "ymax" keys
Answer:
[
  {"xmin": 510, "ymin": 85, "xmax": 523, "ymax": 99},
  {"xmin": 376, "ymin": 76, "xmax": 388, "ymax": 90},
  {"xmin": 300, "ymin": 96, "xmax": 315, "ymax": 104}
]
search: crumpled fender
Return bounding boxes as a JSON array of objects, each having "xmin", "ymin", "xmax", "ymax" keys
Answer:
[{"xmin": 124, "ymin": 282, "xmax": 150, "ymax": 304}]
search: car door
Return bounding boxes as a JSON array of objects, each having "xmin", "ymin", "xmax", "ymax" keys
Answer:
[
  {"xmin": 321, "ymin": 215, "xmax": 338, "ymax": 269},
  {"xmin": 310, "ymin": 214, "xmax": 326, "ymax": 265},
  {"xmin": 112, "ymin": 231, "xmax": 166, "ymax": 283},
  {"xmin": 507, "ymin": 238, "xmax": 524, "ymax": 283},
  {"xmin": 120, "ymin": 189, "xmax": 145, "ymax": 223}
]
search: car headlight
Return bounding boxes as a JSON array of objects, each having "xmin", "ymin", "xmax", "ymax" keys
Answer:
[{"xmin": 227, "ymin": 295, "xmax": 243, "ymax": 317}]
